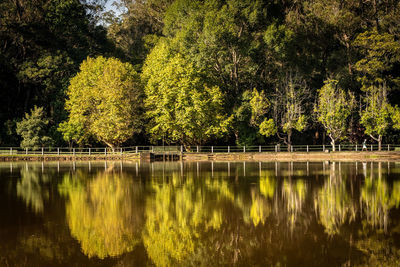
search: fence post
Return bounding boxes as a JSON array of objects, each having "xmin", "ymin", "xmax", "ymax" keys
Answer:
[
  {"xmin": 323, "ymin": 145, "xmax": 325, "ymax": 151},
  {"xmin": 135, "ymin": 146, "xmax": 138, "ymax": 153},
  {"xmin": 275, "ymin": 145, "xmax": 277, "ymax": 153},
  {"xmin": 73, "ymin": 148, "xmax": 75, "ymax": 156},
  {"xmin": 197, "ymin": 146, "xmax": 199, "ymax": 153},
  {"xmin": 259, "ymin": 145, "xmax": 261, "ymax": 153},
  {"xmin": 291, "ymin": 146, "xmax": 293, "ymax": 153},
  {"xmin": 211, "ymin": 146, "xmax": 213, "ymax": 153},
  {"xmin": 243, "ymin": 146, "xmax": 246, "ymax": 153},
  {"xmin": 26, "ymin": 147, "xmax": 28, "ymax": 155},
  {"xmin": 388, "ymin": 144, "xmax": 390, "ymax": 151},
  {"xmin": 181, "ymin": 145, "xmax": 183, "ymax": 153},
  {"xmin": 105, "ymin": 148, "xmax": 107, "ymax": 156},
  {"xmin": 41, "ymin": 147, "xmax": 44, "ymax": 156},
  {"xmin": 88, "ymin": 148, "xmax": 91, "ymax": 156},
  {"xmin": 339, "ymin": 145, "xmax": 341, "ymax": 152},
  {"xmin": 307, "ymin": 145, "xmax": 309, "ymax": 153},
  {"xmin": 228, "ymin": 146, "xmax": 230, "ymax": 153},
  {"xmin": 57, "ymin": 147, "xmax": 60, "ymax": 155},
  {"xmin": 10, "ymin": 147, "xmax": 12, "ymax": 155},
  {"xmin": 355, "ymin": 144, "xmax": 358, "ymax": 151},
  {"xmin": 371, "ymin": 145, "xmax": 373, "ymax": 151}
]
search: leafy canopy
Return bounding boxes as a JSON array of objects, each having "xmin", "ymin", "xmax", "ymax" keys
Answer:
[
  {"xmin": 360, "ymin": 84, "xmax": 400, "ymax": 142},
  {"xmin": 314, "ymin": 79, "xmax": 355, "ymax": 143},
  {"xmin": 16, "ymin": 106, "xmax": 53, "ymax": 149},
  {"xmin": 142, "ymin": 40, "xmax": 231, "ymax": 146},
  {"xmin": 61, "ymin": 56, "xmax": 142, "ymax": 148}
]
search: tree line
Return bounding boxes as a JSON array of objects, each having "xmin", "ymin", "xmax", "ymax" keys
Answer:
[{"xmin": 1, "ymin": 0, "xmax": 400, "ymax": 151}]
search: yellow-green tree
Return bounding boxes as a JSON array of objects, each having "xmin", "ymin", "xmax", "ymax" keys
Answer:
[
  {"xmin": 258, "ymin": 72, "xmax": 309, "ymax": 151},
  {"xmin": 60, "ymin": 56, "xmax": 142, "ymax": 149},
  {"xmin": 314, "ymin": 79, "xmax": 355, "ymax": 151},
  {"xmin": 142, "ymin": 41, "xmax": 231, "ymax": 146},
  {"xmin": 360, "ymin": 84, "xmax": 400, "ymax": 151},
  {"xmin": 354, "ymin": 30, "xmax": 400, "ymax": 150}
]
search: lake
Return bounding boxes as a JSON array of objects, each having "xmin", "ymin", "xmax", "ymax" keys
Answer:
[{"xmin": 1, "ymin": 161, "xmax": 400, "ymax": 266}]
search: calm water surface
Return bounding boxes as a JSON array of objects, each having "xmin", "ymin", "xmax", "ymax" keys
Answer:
[{"xmin": 1, "ymin": 161, "xmax": 400, "ymax": 266}]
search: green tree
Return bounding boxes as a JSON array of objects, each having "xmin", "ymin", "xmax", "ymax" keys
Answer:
[
  {"xmin": 232, "ymin": 89, "xmax": 268, "ymax": 146},
  {"xmin": 16, "ymin": 106, "xmax": 53, "ymax": 149},
  {"xmin": 107, "ymin": 0, "xmax": 174, "ymax": 67},
  {"xmin": 259, "ymin": 72, "xmax": 309, "ymax": 151},
  {"xmin": 61, "ymin": 56, "xmax": 142, "ymax": 149},
  {"xmin": 142, "ymin": 41, "xmax": 231, "ymax": 147},
  {"xmin": 354, "ymin": 30, "xmax": 400, "ymax": 89},
  {"xmin": 360, "ymin": 84, "xmax": 400, "ymax": 151},
  {"xmin": 57, "ymin": 120, "xmax": 86, "ymax": 148},
  {"xmin": 315, "ymin": 79, "xmax": 355, "ymax": 151},
  {"xmin": 0, "ymin": 0, "xmax": 113, "ymax": 145}
]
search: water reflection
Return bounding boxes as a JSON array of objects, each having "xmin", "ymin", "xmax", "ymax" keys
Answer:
[
  {"xmin": 59, "ymin": 165, "xmax": 144, "ymax": 259},
  {"xmin": 360, "ymin": 162, "xmax": 400, "ymax": 231},
  {"xmin": 17, "ymin": 164, "xmax": 50, "ymax": 213},
  {"xmin": 1, "ymin": 161, "xmax": 400, "ymax": 266},
  {"xmin": 315, "ymin": 162, "xmax": 356, "ymax": 235}
]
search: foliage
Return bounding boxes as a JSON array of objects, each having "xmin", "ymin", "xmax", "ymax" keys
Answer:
[
  {"xmin": 232, "ymin": 90, "xmax": 267, "ymax": 146},
  {"xmin": 107, "ymin": 0, "xmax": 174, "ymax": 67},
  {"xmin": 354, "ymin": 30, "xmax": 400, "ymax": 88},
  {"xmin": 259, "ymin": 119, "xmax": 277, "ymax": 138},
  {"xmin": 61, "ymin": 56, "xmax": 142, "ymax": 148},
  {"xmin": 263, "ymin": 72, "xmax": 309, "ymax": 149},
  {"xmin": 315, "ymin": 79, "xmax": 355, "ymax": 150},
  {"xmin": 360, "ymin": 84, "xmax": 399, "ymax": 149},
  {"xmin": 16, "ymin": 106, "xmax": 53, "ymax": 149},
  {"xmin": 142, "ymin": 41, "xmax": 231, "ymax": 146},
  {"xmin": 2, "ymin": 0, "xmax": 400, "ymax": 146},
  {"xmin": 249, "ymin": 89, "xmax": 270, "ymax": 126},
  {"xmin": 0, "ymin": 0, "xmax": 113, "ymax": 145},
  {"xmin": 57, "ymin": 120, "xmax": 86, "ymax": 148}
]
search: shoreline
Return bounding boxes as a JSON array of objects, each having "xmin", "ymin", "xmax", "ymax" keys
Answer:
[{"xmin": 1, "ymin": 151, "xmax": 400, "ymax": 162}]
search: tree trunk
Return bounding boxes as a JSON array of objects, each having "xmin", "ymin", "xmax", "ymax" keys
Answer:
[
  {"xmin": 378, "ymin": 135, "xmax": 382, "ymax": 151},
  {"xmin": 287, "ymin": 131, "xmax": 292, "ymax": 152},
  {"xmin": 331, "ymin": 139, "xmax": 336, "ymax": 152},
  {"xmin": 369, "ymin": 134, "xmax": 381, "ymax": 151},
  {"xmin": 104, "ymin": 141, "xmax": 115, "ymax": 152}
]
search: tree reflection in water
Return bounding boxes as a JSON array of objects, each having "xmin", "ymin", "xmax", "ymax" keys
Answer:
[
  {"xmin": 250, "ymin": 170, "xmax": 275, "ymax": 226},
  {"xmin": 17, "ymin": 164, "xmax": 50, "ymax": 214},
  {"xmin": 142, "ymin": 167, "xmax": 243, "ymax": 266},
  {"xmin": 314, "ymin": 162, "xmax": 356, "ymax": 235},
  {"xmin": 360, "ymin": 162, "xmax": 400, "ymax": 232},
  {"xmin": 5, "ymin": 161, "xmax": 400, "ymax": 266},
  {"xmin": 59, "ymin": 166, "xmax": 145, "ymax": 259}
]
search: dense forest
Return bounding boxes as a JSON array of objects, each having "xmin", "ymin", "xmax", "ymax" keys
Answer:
[{"xmin": 1, "ymin": 0, "xmax": 400, "ymax": 149}]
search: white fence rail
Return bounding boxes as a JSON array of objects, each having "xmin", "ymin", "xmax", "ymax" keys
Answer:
[{"xmin": 1, "ymin": 144, "xmax": 400, "ymax": 156}]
